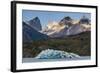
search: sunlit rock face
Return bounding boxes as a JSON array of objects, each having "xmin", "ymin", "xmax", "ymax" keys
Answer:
[
  {"xmin": 42, "ymin": 21, "xmax": 68, "ymax": 37},
  {"xmin": 47, "ymin": 22, "xmax": 66, "ymax": 31},
  {"xmin": 35, "ymin": 49, "xmax": 80, "ymax": 59}
]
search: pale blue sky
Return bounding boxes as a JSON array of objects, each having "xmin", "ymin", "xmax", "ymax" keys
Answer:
[{"xmin": 22, "ymin": 10, "xmax": 91, "ymax": 28}]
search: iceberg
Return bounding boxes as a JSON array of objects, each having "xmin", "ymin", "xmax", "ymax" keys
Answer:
[{"xmin": 35, "ymin": 49, "xmax": 80, "ymax": 59}]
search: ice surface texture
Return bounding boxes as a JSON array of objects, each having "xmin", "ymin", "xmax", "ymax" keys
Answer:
[{"xmin": 35, "ymin": 49, "xmax": 80, "ymax": 59}]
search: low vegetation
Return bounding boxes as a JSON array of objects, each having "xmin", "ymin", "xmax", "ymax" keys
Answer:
[{"xmin": 23, "ymin": 31, "xmax": 91, "ymax": 58}]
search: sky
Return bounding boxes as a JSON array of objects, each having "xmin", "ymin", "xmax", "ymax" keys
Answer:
[{"xmin": 22, "ymin": 10, "xmax": 91, "ymax": 28}]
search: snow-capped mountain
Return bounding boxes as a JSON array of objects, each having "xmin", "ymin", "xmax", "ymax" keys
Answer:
[{"xmin": 42, "ymin": 16, "xmax": 91, "ymax": 38}]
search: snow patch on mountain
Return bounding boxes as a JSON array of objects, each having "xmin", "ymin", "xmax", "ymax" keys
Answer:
[{"xmin": 67, "ymin": 24, "xmax": 83, "ymax": 35}]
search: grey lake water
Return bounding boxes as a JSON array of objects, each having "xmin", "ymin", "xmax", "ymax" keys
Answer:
[{"xmin": 22, "ymin": 56, "xmax": 91, "ymax": 63}]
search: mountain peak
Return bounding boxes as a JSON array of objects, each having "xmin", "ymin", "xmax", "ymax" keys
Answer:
[
  {"xmin": 33, "ymin": 17, "xmax": 39, "ymax": 20},
  {"xmin": 79, "ymin": 15, "xmax": 90, "ymax": 24},
  {"xmin": 63, "ymin": 16, "xmax": 72, "ymax": 21},
  {"xmin": 59, "ymin": 16, "xmax": 73, "ymax": 27},
  {"xmin": 28, "ymin": 17, "xmax": 42, "ymax": 31}
]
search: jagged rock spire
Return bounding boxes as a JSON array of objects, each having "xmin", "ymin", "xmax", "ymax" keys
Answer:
[
  {"xmin": 79, "ymin": 15, "xmax": 90, "ymax": 24},
  {"xmin": 28, "ymin": 17, "xmax": 42, "ymax": 31},
  {"xmin": 59, "ymin": 16, "xmax": 73, "ymax": 27}
]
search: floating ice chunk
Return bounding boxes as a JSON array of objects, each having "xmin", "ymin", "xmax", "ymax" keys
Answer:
[{"xmin": 35, "ymin": 49, "xmax": 80, "ymax": 59}]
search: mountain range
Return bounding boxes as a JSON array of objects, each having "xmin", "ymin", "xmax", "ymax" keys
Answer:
[
  {"xmin": 23, "ymin": 16, "xmax": 91, "ymax": 42},
  {"xmin": 42, "ymin": 16, "xmax": 91, "ymax": 38}
]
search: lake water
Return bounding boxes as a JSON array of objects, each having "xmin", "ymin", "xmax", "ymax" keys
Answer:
[{"xmin": 22, "ymin": 56, "xmax": 91, "ymax": 63}]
